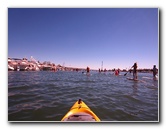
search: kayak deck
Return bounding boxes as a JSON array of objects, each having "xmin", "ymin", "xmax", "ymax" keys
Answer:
[
  {"xmin": 61, "ymin": 99, "xmax": 100, "ymax": 121},
  {"xmin": 63, "ymin": 112, "xmax": 96, "ymax": 121}
]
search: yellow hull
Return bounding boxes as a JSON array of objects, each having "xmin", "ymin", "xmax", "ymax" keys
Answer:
[{"xmin": 61, "ymin": 99, "xmax": 100, "ymax": 121}]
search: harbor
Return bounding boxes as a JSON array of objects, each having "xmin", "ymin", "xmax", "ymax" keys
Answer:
[
  {"xmin": 8, "ymin": 56, "xmax": 86, "ymax": 72},
  {"xmin": 8, "ymin": 56, "xmax": 156, "ymax": 73},
  {"xmin": 7, "ymin": 7, "xmax": 159, "ymax": 123},
  {"xmin": 8, "ymin": 56, "xmax": 159, "ymax": 121}
]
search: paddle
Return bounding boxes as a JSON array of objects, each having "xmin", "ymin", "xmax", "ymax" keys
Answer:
[{"xmin": 124, "ymin": 68, "xmax": 132, "ymax": 76}]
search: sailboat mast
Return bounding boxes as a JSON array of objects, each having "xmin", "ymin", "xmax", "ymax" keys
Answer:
[{"xmin": 101, "ymin": 61, "xmax": 103, "ymax": 71}]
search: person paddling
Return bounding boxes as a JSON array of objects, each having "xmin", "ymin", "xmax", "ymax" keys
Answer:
[{"xmin": 132, "ymin": 62, "xmax": 138, "ymax": 80}]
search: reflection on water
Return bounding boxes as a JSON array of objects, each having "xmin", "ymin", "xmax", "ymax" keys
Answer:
[
  {"xmin": 8, "ymin": 71, "xmax": 159, "ymax": 122},
  {"xmin": 132, "ymin": 83, "xmax": 138, "ymax": 97}
]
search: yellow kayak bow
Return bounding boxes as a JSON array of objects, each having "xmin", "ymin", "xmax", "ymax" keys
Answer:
[{"xmin": 61, "ymin": 99, "xmax": 100, "ymax": 121}]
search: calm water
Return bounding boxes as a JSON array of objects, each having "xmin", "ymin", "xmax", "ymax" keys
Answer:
[{"xmin": 8, "ymin": 71, "xmax": 159, "ymax": 122}]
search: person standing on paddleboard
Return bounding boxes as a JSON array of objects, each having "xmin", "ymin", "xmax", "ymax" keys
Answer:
[
  {"xmin": 132, "ymin": 62, "xmax": 138, "ymax": 79},
  {"xmin": 153, "ymin": 65, "xmax": 158, "ymax": 78},
  {"xmin": 86, "ymin": 66, "xmax": 90, "ymax": 73}
]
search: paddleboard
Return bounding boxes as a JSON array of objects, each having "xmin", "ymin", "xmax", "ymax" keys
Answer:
[
  {"xmin": 127, "ymin": 77, "xmax": 139, "ymax": 81},
  {"xmin": 82, "ymin": 72, "xmax": 92, "ymax": 76},
  {"xmin": 153, "ymin": 77, "xmax": 158, "ymax": 81},
  {"xmin": 142, "ymin": 76, "xmax": 158, "ymax": 81},
  {"xmin": 86, "ymin": 72, "xmax": 92, "ymax": 76}
]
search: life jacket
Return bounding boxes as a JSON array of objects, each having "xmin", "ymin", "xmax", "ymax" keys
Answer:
[{"xmin": 115, "ymin": 70, "xmax": 119, "ymax": 75}]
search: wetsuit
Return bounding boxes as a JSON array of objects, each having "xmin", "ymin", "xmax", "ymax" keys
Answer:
[{"xmin": 132, "ymin": 63, "xmax": 137, "ymax": 79}]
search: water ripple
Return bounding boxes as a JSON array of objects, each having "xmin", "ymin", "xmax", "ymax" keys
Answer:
[{"xmin": 8, "ymin": 71, "xmax": 158, "ymax": 121}]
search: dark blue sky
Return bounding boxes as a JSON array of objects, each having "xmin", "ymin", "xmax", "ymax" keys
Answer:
[{"xmin": 8, "ymin": 8, "xmax": 158, "ymax": 69}]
